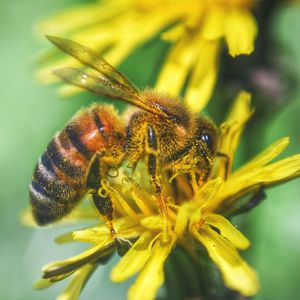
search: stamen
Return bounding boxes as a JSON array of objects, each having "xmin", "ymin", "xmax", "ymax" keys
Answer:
[
  {"xmin": 108, "ymin": 185, "xmax": 141, "ymax": 222},
  {"xmin": 130, "ymin": 188, "xmax": 154, "ymax": 216}
]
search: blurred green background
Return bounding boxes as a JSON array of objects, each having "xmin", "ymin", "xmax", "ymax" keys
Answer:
[{"xmin": 1, "ymin": 1, "xmax": 300, "ymax": 299}]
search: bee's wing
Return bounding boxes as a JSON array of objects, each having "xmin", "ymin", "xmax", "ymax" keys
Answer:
[
  {"xmin": 47, "ymin": 35, "xmax": 139, "ymax": 92},
  {"xmin": 54, "ymin": 67, "xmax": 139, "ymax": 104},
  {"xmin": 54, "ymin": 67, "xmax": 162, "ymax": 115},
  {"xmin": 47, "ymin": 35, "xmax": 164, "ymax": 115}
]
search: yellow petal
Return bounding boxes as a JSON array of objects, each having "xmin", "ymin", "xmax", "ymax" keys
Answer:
[
  {"xmin": 193, "ymin": 226, "xmax": 259, "ymax": 296},
  {"xmin": 202, "ymin": 6, "xmax": 225, "ymax": 40},
  {"xmin": 21, "ymin": 209, "xmax": 37, "ymax": 227},
  {"xmin": 217, "ymin": 91, "xmax": 253, "ymax": 177},
  {"xmin": 57, "ymin": 264, "xmax": 96, "ymax": 300},
  {"xmin": 111, "ymin": 231, "xmax": 154, "ymax": 282},
  {"xmin": 205, "ymin": 214, "xmax": 250, "ymax": 249},
  {"xmin": 42, "ymin": 239, "xmax": 114, "ymax": 281},
  {"xmin": 72, "ymin": 225, "xmax": 111, "ymax": 244},
  {"xmin": 141, "ymin": 215, "xmax": 163, "ymax": 230},
  {"xmin": 128, "ymin": 237, "xmax": 176, "ymax": 300},
  {"xmin": 251, "ymin": 154, "xmax": 300, "ymax": 184},
  {"xmin": 54, "ymin": 232, "xmax": 74, "ymax": 244},
  {"xmin": 130, "ymin": 187, "xmax": 154, "ymax": 216},
  {"xmin": 37, "ymin": 2, "xmax": 123, "ymax": 36},
  {"xmin": 155, "ymin": 33, "xmax": 201, "ymax": 96},
  {"xmin": 233, "ymin": 137, "xmax": 290, "ymax": 177},
  {"xmin": 225, "ymin": 9, "xmax": 258, "ymax": 57},
  {"xmin": 161, "ymin": 24, "xmax": 186, "ymax": 42},
  {"xmin": 193, "ymin": 177, "xmax": 223, "ymax": 207},
  {"xmin": 225, "ymin": 91, "xmax": 253, "ymax": 124},
  {"xmin": 34, "ymin": 278, "xmax": 55, "ymax": 290},
  {"xmin": 104, "ymin": 6, "xmax": 182, "ymax": 65},
  {"xmin": 73, "ymin": 216, "xmax": 140, "ymax": 244},
  {"xmin": 175, "ymin": 202, "xmax": 200, "ymax": 236},
  {"xmin": 109, "ymin": 186, "xmax": 141, "ymax": 222},
  {"xmin": 38, "ymin": 5, "xmax": 181, "ymax": 86},
  {"xmin": 214, "ymin": 154, "xmax": 300, "ymax": 208},
  {"xmin": 184, "ymin": 40, "xmax": 220, "ymax": 112}
]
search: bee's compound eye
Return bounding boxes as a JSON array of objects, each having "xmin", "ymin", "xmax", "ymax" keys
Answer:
[{"xmin": 201, "ymin": 134, "xmax": 213, "ymax": 150}]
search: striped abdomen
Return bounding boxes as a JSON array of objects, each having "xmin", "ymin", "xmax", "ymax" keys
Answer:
[{"xmin": 30, "ymin": 104, "xmax": 125, "ymax": 225}]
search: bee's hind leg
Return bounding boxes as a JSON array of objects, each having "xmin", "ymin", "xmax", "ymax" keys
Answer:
[
  {"xmin": 146, "ymin": 125, "xmax": 170, "ymax": 242},
  {"xmin": 88, "ymin": 156, "xmax": 132, "ymax": 256},
  {"xmin": 92, "ymin": 189, "xmax": 132, "ymax": 256}
]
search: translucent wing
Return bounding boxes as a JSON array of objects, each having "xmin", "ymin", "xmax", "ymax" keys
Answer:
[
  {"xmin": 53, "ymin": 67, "xmax": 141, "ymax": 106},
  {"xmin": 47, "ymin": 35, "xmax": 139, "ymax": 95},
  {"xmin": 47, "ymin": 35, "xmax": 164, "ymax": 116}
]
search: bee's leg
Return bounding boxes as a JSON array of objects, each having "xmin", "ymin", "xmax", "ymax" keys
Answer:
[
  {"xmin": 92, "ymin": 188, "xmax": 115, "ymax": 235},
  {"xmin": 197, "ymin": 157, "xmax": 212, "ymax": 188},
  {"xmin": 146, "ymin": 125, "xmax": 169, "ymax": 241},
  {"xmin": 88, "ymin": 156, "xmax": 132, "ymax": 256},
  {"xmin": 92, "ymin": 188, "xmax": 132, "ymax": 256},
  {"xmin": 194, "ymin": 147, "xmax": 212, "ymax": 188}
]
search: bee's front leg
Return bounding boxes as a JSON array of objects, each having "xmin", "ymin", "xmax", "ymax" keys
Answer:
[{"xmin": 146, "ymin": 125, "xmax": 170, "ymax": 241}]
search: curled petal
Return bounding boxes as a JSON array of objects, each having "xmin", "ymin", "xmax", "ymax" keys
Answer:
[
  {"xmin": 193, "ymin": 226, "xmax": 259, "ymax": 296},
  {"xmin": 205, "ymin": 213, "xmax": 250, "ymax": 250},
  {"xmin": 42, "ymin": 239, "xmax": 114, "ymax": 282}
]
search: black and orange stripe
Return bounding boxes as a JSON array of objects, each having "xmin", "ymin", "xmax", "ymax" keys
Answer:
[{"xmin": 30, "ymin": 104, "xmax": 125, "ymax": 225}]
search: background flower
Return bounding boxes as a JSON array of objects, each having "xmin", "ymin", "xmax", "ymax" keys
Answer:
[{"xmin": 36, "ymin": 0, "xmax": 257, "ymax": 112}]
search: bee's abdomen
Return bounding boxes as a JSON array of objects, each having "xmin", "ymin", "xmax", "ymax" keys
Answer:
[
  {"xmin": 30, "ymin": 130, "xmax": 89, "ymax": 225},
  {"xmin": 30, "ymin": 104, "xmax": 125, "ymax": 225}
]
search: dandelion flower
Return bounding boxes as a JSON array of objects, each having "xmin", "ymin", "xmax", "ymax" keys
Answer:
[
  {"xmin": 37, "ymin": 0, "xmax": 257, "ymax": 112},
  {"xmin": 30, "ymin": 91, "xmax": 300, "ymax": 300}
]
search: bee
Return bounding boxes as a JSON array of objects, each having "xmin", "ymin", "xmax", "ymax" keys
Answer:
[{"xmin": 29, "ymin": 36, "xmax": 218, "ymax": 236}]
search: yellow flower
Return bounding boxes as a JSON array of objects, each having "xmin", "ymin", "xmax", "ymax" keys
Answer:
[
  {"xmin": 31, "ymin": 91, "xmax": 300, "ymax": 300},
  {"xmin": 37, "ymin": 0, "xmax": 257, "ymax": 112}
]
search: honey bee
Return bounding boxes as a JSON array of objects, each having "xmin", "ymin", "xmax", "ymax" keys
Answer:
[{"xmin": 30, "ymin": 36, "xmax": 218, "ymax": 236}]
